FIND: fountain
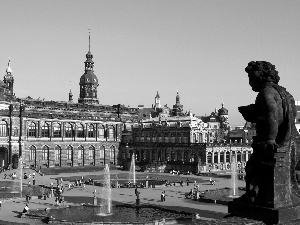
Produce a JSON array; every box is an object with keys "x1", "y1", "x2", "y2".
[
  {"x1": 229, "y1": 155, "x2": 239, "y2": 198},
  {"x1": 27, "y1": 162, "x2": 195, "y2": 224},
  {"x1": 129, "y1": 153, "x2": 136, "y2": 185},
  {"x1": 98, "y1": 163, "x2": 112, "y2": 215}
]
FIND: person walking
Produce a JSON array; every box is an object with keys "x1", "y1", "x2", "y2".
[
  {"x1": 23, "y1": 203, "x2": 29, "y2": 214},
  {"x1": 161, "y1": 191, "x2": 165, "y2": 202}
]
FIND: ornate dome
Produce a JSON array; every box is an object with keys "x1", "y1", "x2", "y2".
[
  {"x1": 80, "y1": 71, "x2": 98, "y2": 85},
  {"x1": 218, "y1": 103, "x2": 228, "y2": 115}
]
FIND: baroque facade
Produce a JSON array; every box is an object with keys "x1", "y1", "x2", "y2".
[
  {"x1": 0, "y1": 35, "x2": 138, "y2": 169},
  {"x1": 121, "y1": 112, "x2": 207, "y2": 172},
  {"x1": 120, "y1": 93, "x2": 252, "y2": 172}
]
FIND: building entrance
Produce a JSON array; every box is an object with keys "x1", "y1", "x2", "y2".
[
  {"x1": 12, "y1": 154, "x2": 19, "y2": 169},
  {"x1": 0, "y1": 147, "x2": 8, "y2": 169}
]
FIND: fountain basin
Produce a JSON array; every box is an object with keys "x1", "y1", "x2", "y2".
[
  {"x1": 28, "y1": 204, "x2": 193, "y2": 224},
  {"x1": 185, "y1": 187, "x2": 245, "y2": 206},
  {"x1": 0, "y1": 181, "x2": 47, "y2": 199}
]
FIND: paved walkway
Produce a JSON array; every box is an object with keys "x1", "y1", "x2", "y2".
[{"x1": 0, "y1": 169, "x2": 245, "y2": 224}]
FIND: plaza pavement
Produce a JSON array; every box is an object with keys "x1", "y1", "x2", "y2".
[{"x1": 0, "y1": 169, "x2": 245, "y2": 225}]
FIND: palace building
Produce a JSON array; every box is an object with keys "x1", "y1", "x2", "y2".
[
  {"x1": 0, "y1": 34, "x2": 138, "y2": 169},
  {"x1": 120, "y1": 93, "x2": 253, "y2": 173}
]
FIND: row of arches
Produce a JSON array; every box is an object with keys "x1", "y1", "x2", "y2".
[
  {"x1": 27, "y1": 121, "x2": 117, "y2": 139},
  {"x1": 134, "y1": 132, "x2": 205, "y2": 144},
  {"x1": 23, "y1": 144, "x2": 117, "y2": 167},
  {"x1": 206, "y1": 151, "x2": 252, "y2": 164},
  {"x1": 124, "y1": 148, "x2": 201, "y2": 164}
]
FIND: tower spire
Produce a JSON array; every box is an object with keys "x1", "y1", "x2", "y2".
[
  {"x1": 6, "y1": 58, "x2": 12, "y2": 74},
  {"x1": 88, "y1": 28, "x2": 91, "y2": 52}
]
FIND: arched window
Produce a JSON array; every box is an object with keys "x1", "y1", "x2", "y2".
[
  {"x1": 213, "y1": 152, "x2": 218, "y2": 163},
  {"x1": 54, "y1": 146, "x2": 61, "y2": 162},
  {"x1": 28, "y1": 122, "x2": 36, "y2": 137},
  {"x1": 108, "y1": 127, "x2": 114, "y2": 139},
  {"x1": 110, "y1": 146, "x2": 115, "y2": 163},
  {"x1": 88, "y1": 124, "x2": 95, "y2": 138},
  {"x1": 42, "y1": 146, "x2": 49, "y2": 160},
  {"x1": 78, "y1": 145, "x2": 84, "y2": 160},
  {"x1": 0, "y1": 121, "x2": 7, "y2": 137},
  {"x1": 41, "y1": 123, "x2": 50, "y2": 137},
  {"x1": 226, "y1": 151, "x2": 230, "y2": 162},
  {"x1": 29, "y1": 145, "x2": 36, "y2": 161},
  {"x1": 98, "y1": 125, "x2": 105, "y2": 139},
  {"x1": 77, "y1": 124, "x2": 84, "y2": 138},
  {"x1": 237, "y1": 151, "x2": 242, "y2": 162},
  {"x1": 220, "y1": 152, "x2": 224, "y2": 163},
  {"x1": 207, "y1": 152, "x2": 212, "y2": 164},
  {"x1": 65, "y1": 123, "x2": 73, "y2": 138},
  {"x1": 53, "y1": 123, "x2": 61, "y2": 138},
  {"x1": 100, "y1": 145, "x2": 105, "y2": 159},
  {"x1": 89, "y1": 146, "x2": 95, "y2": 161},
  {"x1": 67, "y1": 146, "x2": 73, "y2": 160},
  {"x1": 231, "y1": 151, "x2": 236, "y2": 162}
]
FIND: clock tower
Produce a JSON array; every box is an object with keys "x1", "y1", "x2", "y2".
[{"x1": 78, "y1": 31, "x2": 99, "y2": 104}]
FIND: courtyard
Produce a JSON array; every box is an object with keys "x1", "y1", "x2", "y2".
[{"x1": 0, "y1": 167, "x2": 255, "y2": 225}]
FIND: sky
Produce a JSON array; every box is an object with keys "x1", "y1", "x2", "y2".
[{"x1": 1, "y1": 0, "x2": 300, "y2": 126}]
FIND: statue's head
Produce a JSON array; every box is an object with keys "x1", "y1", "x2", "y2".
[{"x1": 245, "y1": 61, "x2": 280, "y2": 92}]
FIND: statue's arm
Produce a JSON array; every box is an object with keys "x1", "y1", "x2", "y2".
[{"x1": 255, "y1": 88, "x2": 279, "y2": 143}]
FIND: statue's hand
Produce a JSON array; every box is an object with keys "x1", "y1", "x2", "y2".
[{"x1": 238, "y1": 104, "x2": 256, "y2": 122}]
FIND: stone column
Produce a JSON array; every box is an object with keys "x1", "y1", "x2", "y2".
[
  {"x1": 211, "y1": 151, "x2": 214, "y2": 164},
  {"x1": 217, "y1": 152, "x2": 220, "y2": 164}
]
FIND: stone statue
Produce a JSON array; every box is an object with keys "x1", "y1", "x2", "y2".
[{"x1": 229, "y1": 61, "x2": 300, "y2": 224}]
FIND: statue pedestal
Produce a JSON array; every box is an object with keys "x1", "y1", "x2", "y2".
[
  {"x1": 229, "y1": 200, "x2": 300, "y2": 224},
  {"x1": 229, "y1": 149, "x2": 300, "y2": 224}
]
